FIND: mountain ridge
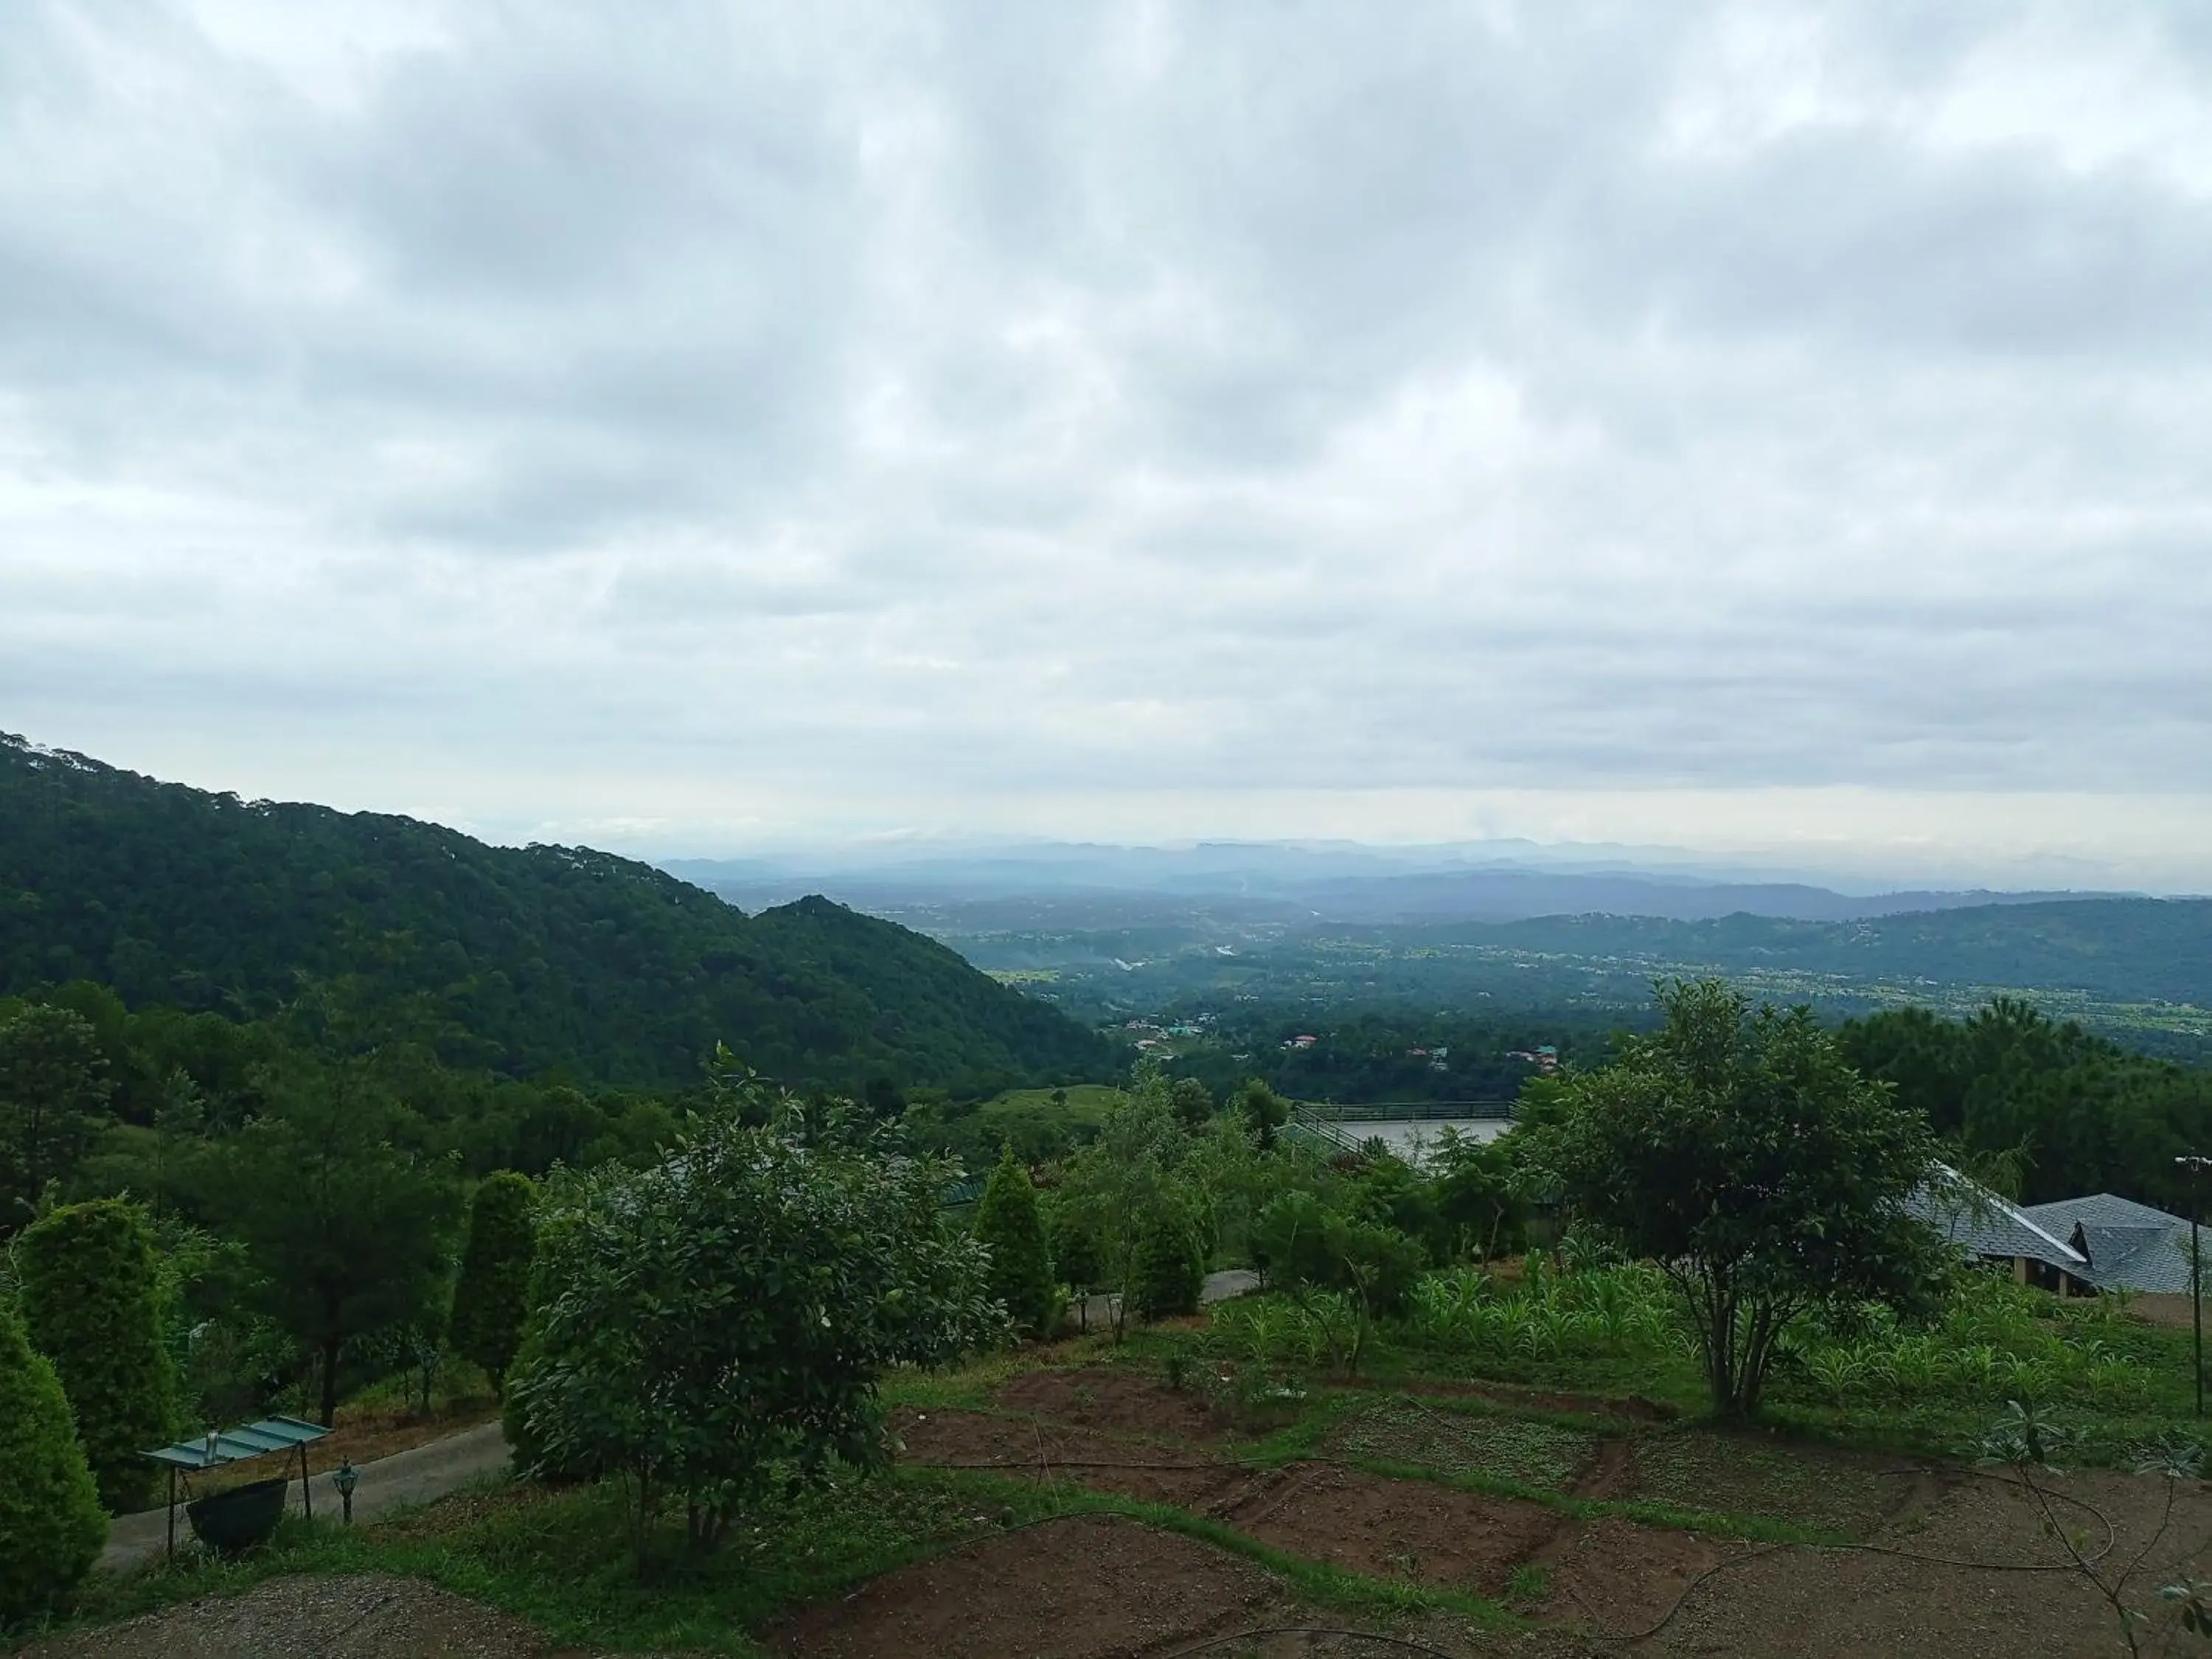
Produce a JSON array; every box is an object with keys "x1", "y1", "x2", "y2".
[{"x1": 0, "y1": 732, "x2": 1109, "y2": 1091}]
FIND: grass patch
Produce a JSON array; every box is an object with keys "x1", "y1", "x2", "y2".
[
  {"x1": 1504, "y1": 1562, "x2": 1551, "y2": 1607},
  {"x1": 1332, "y1": 1397, "x2": 1598, "y2": 1490},
  {"x1": 975, "y1": 1083, "x2": 1127, "y2": 1124},
  {"x1": 1629, "y1": 1430, "x2": 1900, "y2": 1540}
]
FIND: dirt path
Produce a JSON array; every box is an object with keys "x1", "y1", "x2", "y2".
[{"x1": 99, "y1": 1423, "x2": 511, "y2": 1574}]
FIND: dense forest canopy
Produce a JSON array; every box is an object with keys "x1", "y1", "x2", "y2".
[
  {"x1": 0, "y1": 733, "x2": 1109, "y2": 1094},
  {"x1": 1839, "y1": 998, "x2": 2212, "y2": 1211}
]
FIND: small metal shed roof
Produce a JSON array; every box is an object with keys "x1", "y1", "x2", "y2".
[{"x1": 143, "y1": 1416, "x2": 330, "y2": 1471}]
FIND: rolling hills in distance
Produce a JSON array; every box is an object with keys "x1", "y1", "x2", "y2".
[
  {"x1": 667, "y1": 849, "x2": 2212, "y2": 1051},
  {"x1": 6, "y1": 724, "x2": 2206, "y2": 1092},
  {"x1": 0, "y1": 733, "x2": 1110, "y2": 1092}
]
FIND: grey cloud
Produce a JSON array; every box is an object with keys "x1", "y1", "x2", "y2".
[{"x1": 3, "y1": 0, "x2": 2211, "y2": 874}]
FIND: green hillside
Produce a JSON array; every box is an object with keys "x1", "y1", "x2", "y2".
[{"x1": 0, "y1": 734, "x2": 1110, "y2": 1091}]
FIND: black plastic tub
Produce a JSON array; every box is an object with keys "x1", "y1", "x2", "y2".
[{"x1": 186, "y1": 1475, "x2": 289, "y2": 1554}]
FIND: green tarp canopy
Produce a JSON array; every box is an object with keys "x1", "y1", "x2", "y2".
[{"x1": 144, "y1": 1415, "x2": 330, "y2": 1470}]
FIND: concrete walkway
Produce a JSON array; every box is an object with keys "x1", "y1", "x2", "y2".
[{"x1": 100, "y1": 1421, "x2": 511, "y2": 1573}]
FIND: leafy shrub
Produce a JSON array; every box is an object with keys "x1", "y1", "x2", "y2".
[
  {"x1": 507, "y1": 1103, "x2": 1000, "y2": 1559},
  {"x1": 975, "y1": 1147, "x2": 1057, "y2": 1336},
  {"x1": 0, "y1": 1295, "x2": 106, "y2": 1623},
  {"x1": 18, "y1": 1199, "x2": 174, "y2": 1512},
  {"x1": 449, "y1": 1172, "x2": 537, "y2": 1394}
]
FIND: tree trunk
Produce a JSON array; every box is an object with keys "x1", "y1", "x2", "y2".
[{"x1": 320, "y1": 1339, "x2": 341, "y2": 1427}]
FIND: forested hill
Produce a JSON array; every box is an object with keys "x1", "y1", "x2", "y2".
[{"x1": 0, "y1": 734, "x2": 1110, "y2": 1091}]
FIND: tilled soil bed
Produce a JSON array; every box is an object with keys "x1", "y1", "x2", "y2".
[
  {"x1": 893, "y1": 1404, "x2": 1254, "y2": 1509},
  {"x1": 990, "y1": 1365, "x2": 1244, "y2": 1444},
  {"x1": 1217, "y1": 1463, "x2": 1562, "y2": 1594},
  {"x1": 1644, "y1": 1467, "x2": 2212, "y2": 1658},
  {"x1": 767, "y1": 1512, "x2": 1292, "y2": 1659}
]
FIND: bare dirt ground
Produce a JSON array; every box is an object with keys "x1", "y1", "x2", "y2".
[
  {"x1": 1217, "y1": 1462, "x2": 1560, "y2": 1594},
  {"x1": 35, "y1": 1354, "x2": 2212, "y2": 1659},
  {"x1": 991, "y1": 1364, "x2": 1245, "y2": 1444},
  {"x1": 900, "y1": 1375, "x2": 1786, "y2": 1631},
  {"x1": 767, "y1": 1513, "x2": 1293, "y2": 1659},
  {"x1": 1637, "y1": 1466, "x2": 2212, "y2": 1658},
  {"x1": 916, "y1": 1366, "x2": 2212, "y2": 1655}
]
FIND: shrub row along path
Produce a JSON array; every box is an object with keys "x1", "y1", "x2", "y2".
[
  {"x1": 1069, "y1": 1267, "x2": 1259, "y2": 1333},
  {"x1": 94, "y1": 1272, "x2": 1262, "y2": 1576},
  {"x1": 97, "y1": 1422, "x2": 511, "y2": 1573}
]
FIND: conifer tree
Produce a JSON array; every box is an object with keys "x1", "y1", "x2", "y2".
[
  {"x1": 449, "y1": 1171, "x2": 538, "y2": 1394},
  {"x1": 18, "y1": 1199, "x2": 174, "y2": 1512},
  {"x1": 974, "y1": 1145, "x2": 1057, "y2": 1337},
  {"x1": 0, "y1": 1296, "x2": 105, "y2": 1622},
  {"x1": 1131, "y1": 1206, "x2": 1204, "y2": 1321}
]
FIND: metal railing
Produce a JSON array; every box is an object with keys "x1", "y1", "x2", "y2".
[{"x1": 1299, "y1": 1100, "x2": 1517, "y2": 1123}]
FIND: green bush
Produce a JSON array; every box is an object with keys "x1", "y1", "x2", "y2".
[
  {"x1": 975, "y1": 1147, "x2": 1057, "y2": 1336},
  {"x1": 500, "y1": 1316, "x2": 597, "y2": 1484},
  {"x1": 449, "y1": 1172, "x2": 537, "y2": 1394},
  {"x1": 1131, "y1": 1208, "x2": 1204, "y2": 1321},
  {"x1": 506, "y1": 1104, "x2": 998, "y2": 1559},
  {"x1": 18, "y1": 1200, "x2": 174, "y2": 1513},
  {"x1": 0, "y1": 1295, "x2": 106, "y2": 1623}
]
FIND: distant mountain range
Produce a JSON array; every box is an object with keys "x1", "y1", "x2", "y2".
[{"x1": 664, "y1": 842, "x2": 2106, "y2": 926}]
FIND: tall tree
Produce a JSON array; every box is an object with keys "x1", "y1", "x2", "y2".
[
  {"x1": 448, "y1": 1171, "x2": 538, "y2": 1394},
  {"x1": 208, "y1": 1059, "x2": 458, "y2": 1424},
  {"x1": 974, "y1": 1146, "x2": 1057, "y2": 1337},
  {"x1": 0, "y1": 1003, "x2": 113, "y2": 1228},
  {"x1": 1529, "y1": 978, "x2": 1942, "y2": 1420},
  {"x1": 1130, "y1": 1203, "x2": 1205, "y2": 1321},
  {"x1": 1052, "y1": 1067, "x2": 1192, "y2": 1340},
  {"x1": 1236, "y1": 1079, "x2": 1288, "y2": 1152},
  {"x1": 18, "y1": 1200, "x2": 175, "y2": 1512},
  {"x1": 0, "y1": 1295, "x2": 105, "y2": 1623}
]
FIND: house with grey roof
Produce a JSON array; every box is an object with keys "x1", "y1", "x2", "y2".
[
  {"x1": 2020, "y1": 1193, "x2": 2201, "y2": 1296},
  {"x1": 1905, "y1": 1166, "x2": 2095, "y2": 1295}
]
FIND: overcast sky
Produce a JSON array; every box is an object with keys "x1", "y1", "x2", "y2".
[{"x1": 4, "y1": 2, "x2": 2211, "y2": 888}]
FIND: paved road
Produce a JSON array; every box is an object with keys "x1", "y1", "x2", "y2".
[
  {"x1": 100, "y1": 1422, "x2": 511, "y2": 1573},
  {"x1": 1068, "y1": 1266, "x2": 1258, "y2": 1336}
]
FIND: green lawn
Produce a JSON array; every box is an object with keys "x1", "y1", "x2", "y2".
[{"x1": 975, "y1": 1083, "x2": 1127, "y2": 1124}]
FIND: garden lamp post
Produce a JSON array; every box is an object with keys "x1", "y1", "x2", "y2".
[
  {"x1": 332, "y1": 1458, "x2": 359, "y2": 1525},
  {"x1": 2180, "y1": 1155, "x2": 2209, "y2": 1419}
]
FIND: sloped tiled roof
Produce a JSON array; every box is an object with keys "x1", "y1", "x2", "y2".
[
  {"x1": 2025, "y1": 1194, "x2": 2199, "y2": 1294},
  {"x1": 1905, "y1": 1166, "x2": 2087, "y2": 1274},
  {"x1": 2023, "y1": 1192, "x2": 2186, "y2": 1233}
]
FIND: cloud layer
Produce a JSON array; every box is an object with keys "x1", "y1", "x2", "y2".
[{"x1": 4, "y1": 1, "x2": 2210, "y2": 883}]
